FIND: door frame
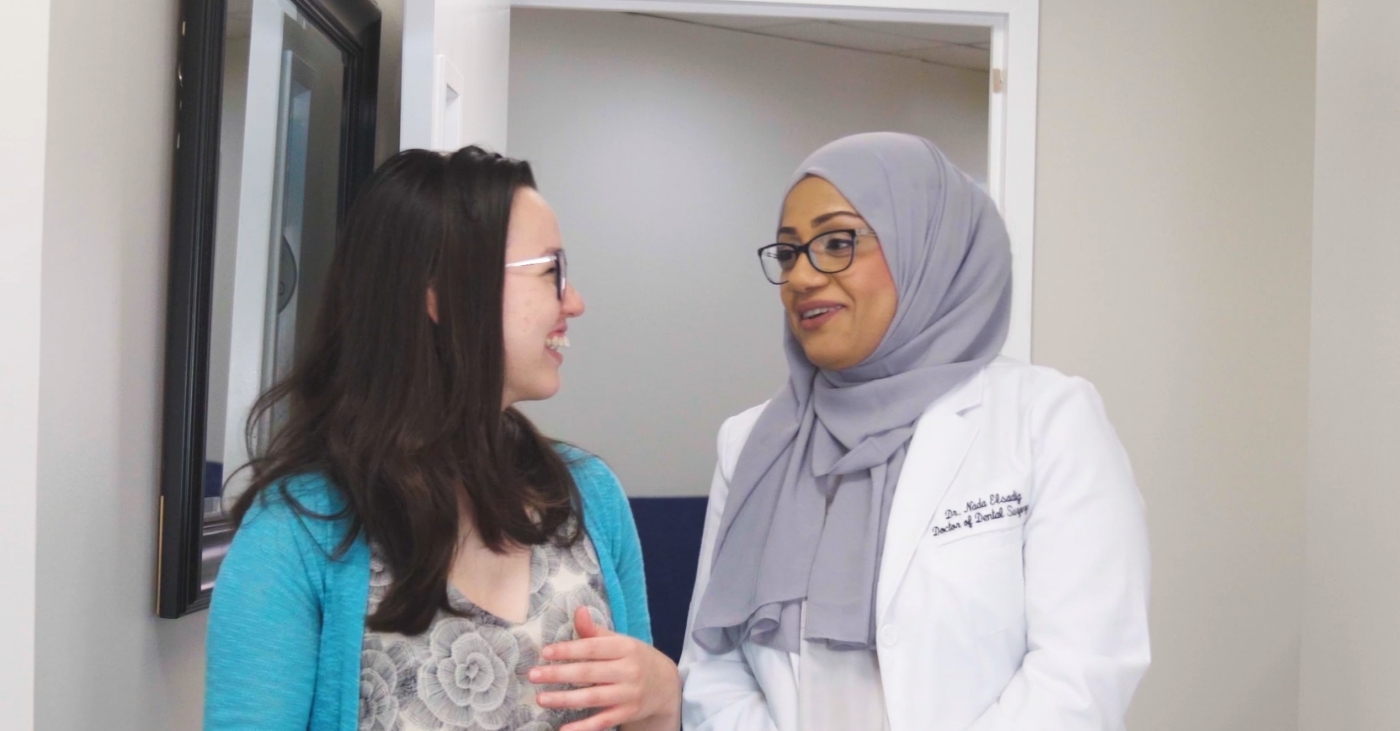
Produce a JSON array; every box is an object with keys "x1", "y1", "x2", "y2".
[{"x1": 507, "y1": 0, "x2": 1039, "y2": 360}]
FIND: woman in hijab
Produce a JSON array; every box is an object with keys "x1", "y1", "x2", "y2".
[{"x1": 679, "y1": 133, "x2": 1150, "y2": 731}]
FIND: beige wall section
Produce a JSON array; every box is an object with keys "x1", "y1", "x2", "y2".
[
  {"x1": 31, "y1": 2, "x2": 400, "y2": 730},
  {"x1": 1299, "y1": 1, "x2": 1400, "y2": 729},
  {"x1": 34, "y1": 0, "x2": 209, "y2": 728},
  {"x1": 1034, "y1": 1, "x2": 1316, "y2": 729}
]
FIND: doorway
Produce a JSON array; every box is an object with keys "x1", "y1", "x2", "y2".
[{"x1": 511, "y1": 9, "x2": 994, "y2": 500}]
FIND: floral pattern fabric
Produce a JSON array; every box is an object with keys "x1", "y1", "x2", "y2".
[{"x1": 358, "y1": 528, "x2": 614, "y2": 731}]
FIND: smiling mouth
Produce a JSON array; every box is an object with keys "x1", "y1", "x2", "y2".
[
  {"x1": 800, "y1": 305, "x2": 844, "y2": 321},
  {"x1": 545, "y1": 335, "x2": 570, "y2": 351}
]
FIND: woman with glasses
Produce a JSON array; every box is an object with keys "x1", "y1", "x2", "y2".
[
  {"x1": 679, "y1": 133, "x2": 1150, "y2": 731},
  {"x1": 205, "y1": 147, "x2": 682, "y2": 731}
]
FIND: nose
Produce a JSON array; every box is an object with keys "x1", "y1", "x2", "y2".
[
  {"x1": 561, "y1": 281, "x2": 585, "y2": 317},
  {"x1": 784, "y1": 250, "x2": 829, "y2": 293}
]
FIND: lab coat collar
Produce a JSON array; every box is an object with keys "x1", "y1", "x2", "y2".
[{"x1": 876, "y1": 366, "x2": 986, "y2": 618}]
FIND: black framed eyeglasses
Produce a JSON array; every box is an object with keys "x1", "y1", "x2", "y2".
[
  {"x1": 756, "y1": 228, "x2": 876, "y2": 284},
  {"x1": 504, "y1": 249, "x2": 568, "y2": 300}
]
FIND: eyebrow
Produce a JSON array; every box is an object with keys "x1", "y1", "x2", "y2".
[{"x1": 776, "y1": 210, "x2": 863, "y2": 236}]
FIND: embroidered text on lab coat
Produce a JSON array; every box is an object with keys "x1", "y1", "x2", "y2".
[{"x1": 931, "y1": 490, "x2": 1029, "y2": 538}]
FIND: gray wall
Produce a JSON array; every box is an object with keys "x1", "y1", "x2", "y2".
[
  {"x1": 1034, "y1": 0, "x2": 1316, "y2": 728},
  {"x1": 508, "y1": 9, "x2": 990, "y2": 497},
  {"x1": 1299, "y1": 0, "x2": 1400, "y2": 728}
]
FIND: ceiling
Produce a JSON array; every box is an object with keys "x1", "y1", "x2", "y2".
[{"x1": 636, "y1": 14, "x2": 992, "y2": 72}]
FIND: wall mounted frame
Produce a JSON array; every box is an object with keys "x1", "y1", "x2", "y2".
[{"x1": 157, "y1": 0, "x2": 381, "y2": 618}]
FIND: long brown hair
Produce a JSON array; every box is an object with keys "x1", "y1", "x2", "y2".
[{"x1": 231, "y1": 147, "x2": 582, "y2": 635}]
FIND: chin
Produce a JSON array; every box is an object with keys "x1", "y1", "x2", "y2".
[
  {"x1": 522, "y1": 384, "x2": 561, "y2": 403},
  {"x1": 504, "y1": 375, "x2": 562, "y2": 406},
  {"x1": 794, "y1": 335, "x2": 837, "y2": 370},
  {"x1": 800, "y1": 348, "x2": 839, "y2": 371},
  {"x1": 535, "y1": 373, "x2": 564, "y2": 399}
]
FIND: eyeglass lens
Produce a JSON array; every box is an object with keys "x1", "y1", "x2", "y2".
[{"x1": 759, "y1": 231, "x2": 858, "y2": 283}]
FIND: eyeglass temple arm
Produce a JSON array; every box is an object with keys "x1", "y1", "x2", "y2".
[{"x1": 504, "y1": 255, "x2": 556, "y2": 269}]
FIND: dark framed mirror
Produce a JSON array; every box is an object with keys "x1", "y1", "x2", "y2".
[{"x1": 158, "y1": 0, "x2": 380, "y2": 618}]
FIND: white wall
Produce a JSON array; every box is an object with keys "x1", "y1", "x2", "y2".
[
  {"x1": 1299, "y1": 1, "x2": 1400, "y2": 729},
  {"x1": 0, "y1": 0, "x2": 50, "y2": 724},
  {"x1": 402, "y1": 0, "x2": 511, "y2": 152},
  {"x1": 1034, "y1": 1, "x2": 1316, "y2": 729},
  {"x1": 509, "y1": 8, "x2": 989, "y2": 497}
]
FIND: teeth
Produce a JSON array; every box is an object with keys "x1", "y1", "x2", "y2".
[
  {"x1": 802, "y1": 307, "x2": 837, "y2": 320},
  {"x1": 546, "y1": 335, "x2": 570, "y2": 351}
]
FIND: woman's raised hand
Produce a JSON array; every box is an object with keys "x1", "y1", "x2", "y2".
[{"x1": 530, "y1": 606, "x2": 681, "y2": 731}]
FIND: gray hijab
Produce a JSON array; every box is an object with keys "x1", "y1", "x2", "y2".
[{"x1": 690, "y1": 132, "x2": 1013, "y2": 654}]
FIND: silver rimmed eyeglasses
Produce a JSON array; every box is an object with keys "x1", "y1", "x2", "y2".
[
  {"x1": 504, "y1": 249, "x2": 567, "y2": 300},
  {"x1": 756, "y1": 228, "x2": 876, "y2": 285}
]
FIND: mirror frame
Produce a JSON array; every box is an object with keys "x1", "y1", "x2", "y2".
[{"x1": 157, "y1": 0, "x2": 380, "y2": 618}]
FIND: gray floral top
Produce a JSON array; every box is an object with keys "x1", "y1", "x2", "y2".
[{"x1": 357, "y1": 526, "x2": 614, "y2": 731}]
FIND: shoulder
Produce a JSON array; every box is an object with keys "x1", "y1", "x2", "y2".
[
  {"x1": 241, "y1": 472, "x2": 348, "y2": 524},
  {"x1": 236, "y1": 472, "x2": 355, "y2": 558},
  {"x1": 556, "y1": 443, "x2": 628, "y2": 518},
  {"x1": 716, "y1": 401, "x2": 770, "y2": 482},
  {"x1": 977, "y1": 357, "x2": 1121, "y2": 452},
  {"x1": 979, "y1": 356, "x2": 1108, "y2": 417}
]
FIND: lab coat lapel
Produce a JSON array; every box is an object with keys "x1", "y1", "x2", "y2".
[{"x1": 876, "y1": 373, "x2": 983, "y2": 618}]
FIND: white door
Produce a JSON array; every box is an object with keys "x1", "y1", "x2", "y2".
[{"x1": 401, "y1": 0, "x2": 511, "y2": 152}]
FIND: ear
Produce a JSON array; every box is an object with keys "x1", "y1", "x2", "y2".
[{"x1": 426, "y1": 286, "x2": 439, "y2": 324}]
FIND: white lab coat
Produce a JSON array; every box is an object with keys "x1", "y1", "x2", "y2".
[{"x1": 679, "y1": 358, "x2": 1151, "y2": 731}]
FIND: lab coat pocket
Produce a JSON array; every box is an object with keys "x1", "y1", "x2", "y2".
[{"x1": 927, "y1": 527, "x2": 1026, "y2": 639}]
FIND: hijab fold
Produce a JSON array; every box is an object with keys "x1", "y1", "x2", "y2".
[{"x1": 690, "y1": 133, "x2": 1013, "y2": 654}]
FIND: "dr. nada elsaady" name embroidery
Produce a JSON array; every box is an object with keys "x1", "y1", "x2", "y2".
[{"x1": 931, "y1": 490, "x2": 1029, "y2": 538}]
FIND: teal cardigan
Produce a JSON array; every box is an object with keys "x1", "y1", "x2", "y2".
[{"x1": 204, "y1": 451, "x2": 652, "y2": 731}]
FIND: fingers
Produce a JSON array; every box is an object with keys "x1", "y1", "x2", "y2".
[
  {"x1": 534, "y1": 683, "x2": 631, "y2": 711},
  {"x1": 573, "y1": 605, "x2": 613, "y2": 639},
  {"x1": 530, "y1": 640, "x2": 679, "y2": 731},
  {"x1": 542, "y1": 635, "x2": 632, "y2": 662},
  {"x1": 559, "y1": 706, "x2": 635, "y2": 731},
  {"x1": 529, "y1": 658, "x2": 638, "y2": 687}
]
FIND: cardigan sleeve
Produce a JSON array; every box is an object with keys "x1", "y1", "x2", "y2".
[
  {"x1": 566, "y1": 448, "x2": 654, "y2": 646},
  {"x1": 604, "y1": 463, "x2": 653, "y2": 646},
  {"x1": 204, "y1": 490, "x2": 327, "y2": 731}
]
